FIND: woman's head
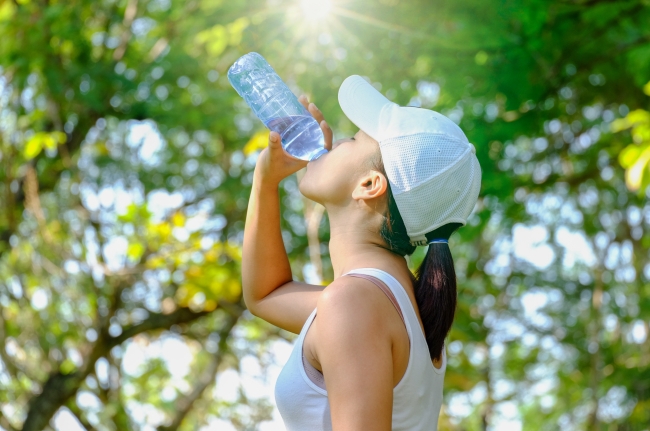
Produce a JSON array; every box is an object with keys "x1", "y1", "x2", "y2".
[{"x1": 335, "y1": 76, "x2": 481, "y2": 248}]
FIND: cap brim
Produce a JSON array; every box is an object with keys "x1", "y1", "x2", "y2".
[{"x1": 338, "y1": 75, "x2": 393, "y2": 141}]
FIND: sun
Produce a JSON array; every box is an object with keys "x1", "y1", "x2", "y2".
[{"x1": 299, "y1": 0, "x2": 332, "y2": 22}]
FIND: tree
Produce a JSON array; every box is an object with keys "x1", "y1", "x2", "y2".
[{"x1": 1, "y1": 0, "x2": 649, "y2": 430}]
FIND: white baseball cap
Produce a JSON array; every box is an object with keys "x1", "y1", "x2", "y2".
[{"x1": 338, "y1": 75, "x2": 482, "y2": 247}]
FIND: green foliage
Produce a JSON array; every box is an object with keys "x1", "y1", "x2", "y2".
[
  {"x1": 1, "y1": 0, "x2": 649, "y2": 430},
  {"x1": 612, "y1": 107, "x2": 650, "y2": 195}
]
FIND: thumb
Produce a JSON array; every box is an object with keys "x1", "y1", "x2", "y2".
[{"x1": 268, "y1": 131, "x2": 282, "y2": 149}]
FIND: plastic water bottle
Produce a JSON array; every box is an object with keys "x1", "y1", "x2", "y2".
[{"x1": 227, "y1": 52, "x2": 328, "y2": 162}]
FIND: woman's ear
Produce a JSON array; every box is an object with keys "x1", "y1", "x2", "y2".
[{"x1": 351, "y1": 171, "x2": 388, "y2": 201}]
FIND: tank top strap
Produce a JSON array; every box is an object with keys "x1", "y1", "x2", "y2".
[
  {"x1": 299, "y1": 307, "x2": 318, "y2": 340},
  {"x1": 343, "y1": 268, "x2": 415, "y2": 318},
  {"x1": 342, "y1": 268, "x2": 424, "y2": 345},
  {"x1": 344, "y1": 273, "x2": 405, "y2": 326}
]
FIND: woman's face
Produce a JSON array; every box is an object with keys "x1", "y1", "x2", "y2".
[{"x1": 298, "y1": 129, "x2": 381, "y2": 206}]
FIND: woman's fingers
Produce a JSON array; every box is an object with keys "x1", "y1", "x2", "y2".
[
  {"x1": 299, "y1": 95, "x2": 325, "y2": 123},
  {"x1": 298, "y1": 94, "x2": 310, "y2": 111},
  {"x1": 299, "y1": 95, "x2": 332, "y2": 150},
  {"x1": 320, "y1": 120, "x2": 333, "y2": 150},
  {"x1": 308, "y1": 103, "x2": 325, "y2": 124}
]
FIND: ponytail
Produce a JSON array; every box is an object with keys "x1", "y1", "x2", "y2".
[
  {"x1": 414, "y1": 228, "x2": 460, "y2": 360},
  {"x1": 371, "y1": 154, "x2": 461, "y2": 360}
]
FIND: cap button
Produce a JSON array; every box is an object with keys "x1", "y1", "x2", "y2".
[{"x1": 469, "y1": 143, "x2": 476, "y2": 154}]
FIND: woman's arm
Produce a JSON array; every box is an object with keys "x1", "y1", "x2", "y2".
[
  {"x1": 313, "y1": 279, "x2": 395, "y2": 430},
  {"x1": 241, "y1": 97, "x2": 333, "y2": 334}
]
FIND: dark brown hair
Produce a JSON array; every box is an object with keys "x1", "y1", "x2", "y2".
[{"x1": 371, "y1": 154, "x2": 462, "y2": 361}]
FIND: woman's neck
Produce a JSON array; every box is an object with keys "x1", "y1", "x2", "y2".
[{"x1": 326, "y1": 204, "x2": 407, "y2": 279}]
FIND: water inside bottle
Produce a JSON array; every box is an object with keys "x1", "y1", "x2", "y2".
[{"x1": 264, "y1": 115, "x2": 327, "y2": 161}]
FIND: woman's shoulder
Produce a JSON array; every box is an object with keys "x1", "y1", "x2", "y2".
[{"x1": 315, "y1": 275, "x2": 399, "y2": 333}]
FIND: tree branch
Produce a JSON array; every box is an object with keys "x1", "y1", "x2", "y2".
[
  {"x1": 21, "y1": 371, "x2": 86, "y2": 431},
  {"x1": 157, "y1": 312, "x2": 241, "y2": 431},
  {"x1": 586, "y1": 267, "x2": 604, "y2": 429},
  {"x1": 20, "y1": 300, "x2": 239, "y2": 431},
  {"x1": 113, "y1": 0, "x2": 138, "y2": 61},
  {"x1": 108, "y1": 306, "x2": 210, "y2": 347},
  {"x1": 105, "y1": 348, "x2": 135, "y2": 431}
]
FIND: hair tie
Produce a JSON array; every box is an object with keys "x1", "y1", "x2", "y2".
[{"x1": 428, "y1": 238, "x2": 448, "y2": 244}]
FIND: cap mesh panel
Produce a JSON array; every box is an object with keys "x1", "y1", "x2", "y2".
[
  {"x1": 379, "y1": 133, "x2": 469, "y2": 194},
  {"x1": 389, "y1": 150, "x2": 482, "y2": 239}
]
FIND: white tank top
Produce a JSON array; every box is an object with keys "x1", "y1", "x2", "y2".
[{"x1": 274, "y1": 267, "x2": 446, "y2": 430}]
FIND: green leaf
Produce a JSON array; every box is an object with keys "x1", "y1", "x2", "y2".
[
  {"x1": 23, "y1": 136, "x2": 43, "y2": 160},
  {"x1": 127, "y1": 242, "x2": 145, "y2": 261},
  {"x1": 196, "y1": 25, "x2": 228, "y2": 58},
  {"x1": 610, "y1": 109, "x2": 650, "y2": 133},
  {"x1": 60, "y1": 359, "x2": 77, "y2": 374},
  {"x1": 0, "y1": 1, "x2": 16, "y2": 21},
  {"x1": 623, "y1": 144, "x2": 650, "y2": 192},
  {"x1": 475, "y1": 50, "x2": 488, "y2": 65},
  {"x1": 23, "y1": 132, "x2": 66, "y2": 159},
  {"x1": 619, "y1": 144, "x2": 642, "y2": 168}
]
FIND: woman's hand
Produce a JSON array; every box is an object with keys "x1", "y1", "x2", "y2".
[
  {"x1": 254, "y1": 95, "x2": 333, "y2": 188},
  {"x1": 298, "y1": 94, "x2": 333, "y2": 152}
]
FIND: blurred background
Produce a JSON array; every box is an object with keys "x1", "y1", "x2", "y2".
[{"x1": 1, "y1": 0, "x2": 649, "y2": 430}]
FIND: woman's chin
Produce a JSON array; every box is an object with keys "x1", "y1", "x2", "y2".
[
  {"x1": 297, "y1": 178, "x2": 323, "y2": 205},
  {"x1": 298, "y1": 185, "x2": 320, "y2": 204}
]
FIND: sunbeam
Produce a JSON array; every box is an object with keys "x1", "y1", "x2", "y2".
[{"x1": 300, "y1": 0, "x2": 333, "y2": 22}]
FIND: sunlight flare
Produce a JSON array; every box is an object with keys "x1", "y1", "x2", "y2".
[{"x1": 299, "y1": 0, "x2": 332, "y2": 22}]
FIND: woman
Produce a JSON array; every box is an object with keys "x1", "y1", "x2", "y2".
[{"x1": 241, "y1": 75, "x2": 481, "y2": 430}]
